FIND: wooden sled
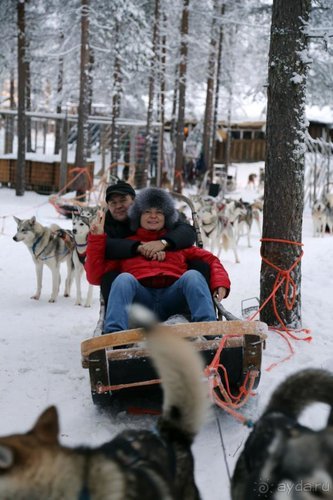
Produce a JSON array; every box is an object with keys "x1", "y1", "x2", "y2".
[
  {"x1": 81, "y1": 318, "x2": 267, "y2": 411},
  {"x1": 81, "y1": 191, "x2": 267, "y2": 413}
]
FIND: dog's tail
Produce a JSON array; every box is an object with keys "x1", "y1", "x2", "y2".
[
  {"x1": 128, "y1": 304, "x2": 209, "y2": 441},
  {"x1": 264, "y1": 368, "x2": 333, "y2": 424}
]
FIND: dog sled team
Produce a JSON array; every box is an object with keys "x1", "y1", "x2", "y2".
[
  {"x1": 185, "y1": 193, "x2": 263, "y2": 264},
  {"x1": 6, "y1": 181, "x2": 333, "y2": 499}
]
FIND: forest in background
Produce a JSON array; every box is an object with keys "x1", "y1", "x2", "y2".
[
  {"x1": 0, "y1": 0, "x2": 332, "y2": 353},
  {"x1": 0, "y1": 0, "x2": 332, "y2": 121}
]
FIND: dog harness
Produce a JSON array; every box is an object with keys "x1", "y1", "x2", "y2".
[
  {"x1": 32, "y1": 233, "x2": 70, "y2": 260},
  {"x1": 77, "y1": 429, "x2": 176, "y2": 499}
]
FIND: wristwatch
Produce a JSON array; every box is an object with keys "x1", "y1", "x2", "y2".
[{"x1": 160, "y1": 239, "x2": 168, "y2": 248}]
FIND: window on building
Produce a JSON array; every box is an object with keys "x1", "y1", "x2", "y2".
[
  {"x1": 231, "y1": 130, "x2": 241, "y2": 139},
  {"x1": 254, "y1": 130, "x2": 265, "y2": 140},
  {"x1": 243, "y1": 131, "x2": 252, "y2": 140}
]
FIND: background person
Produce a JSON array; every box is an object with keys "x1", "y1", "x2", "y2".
[{"x1": 86, "y1": 188, "x2": 230, "y2": 334}]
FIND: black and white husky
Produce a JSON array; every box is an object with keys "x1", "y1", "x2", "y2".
[
  {"x1": 13, "y1": 216, "x2": 73, "y2": 303},
  {"x1": 197, "y1": 202, "x2": 241, "y2": 264},
  {"x1": 231, "y1": 369, "x2": 333, "y2": 500}
]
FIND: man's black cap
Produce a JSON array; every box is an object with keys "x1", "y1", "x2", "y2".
[{"x1": 105, "y1": 181, "x2": 136, "y2": 202}]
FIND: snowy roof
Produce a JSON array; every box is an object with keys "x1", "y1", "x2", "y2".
[{"x1": 305, "y1": 105, "x2": 333, "y2": 126}]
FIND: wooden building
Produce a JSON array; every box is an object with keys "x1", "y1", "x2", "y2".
[{"x1": 166, "y1": 117, "x2": 333, "y2": 164}]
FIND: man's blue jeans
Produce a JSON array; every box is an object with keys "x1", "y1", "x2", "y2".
[{"x1": 104, "y1": 269, "x2": 217, "y2": 333}]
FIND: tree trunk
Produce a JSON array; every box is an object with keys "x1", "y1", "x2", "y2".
[
  {"x1": 86, "y1": 46, "x2": 94, "y2": 158},
  {"x1": 225, "y1": 22, "x2": 237, "y2": 169},
  {"x1": 25, "y1": 39, "x2": 33, "y2": 153},
  {"x1": 174, "y1": 0, "x2": 190, "y2": 193},
  {"x1": 158, "y1": 11, "x2": 167, "y2": 187},
  {"x1": 260, "y1": 0, "x2": 311, "y2": 328},
  {"x1": 4, "y1": 68, "x2": 15, "y2": 154},
  {"x1": 170, "y1": 64, "x2": 178, "y2": 147},
  {"x1": 111, "y1": 22, "x2": 122, "y2": 175},
  {"x1": 203, "y1": 0, "x2": 219, "y2": 181},
  {"x1": 54, "y1": 32, "x2": 64, "y2": 155},
  {"x1": 74, "y1": 0, "x2": 90, "y2": 200},
  {"x1": 59, "y1": 115, "x2": 69, "y2": 191},
  {"x1": 16, "y1": 0, "x2": 26, "y2": 196},
  {"x1": 141, "y1": 0, "x2": 160, "y2": 189},
  {"x1": 210, "y1": 3, "x2": 225, "y2": 179}
]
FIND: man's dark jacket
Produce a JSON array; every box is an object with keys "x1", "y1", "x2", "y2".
[{"x1": 104, "y1": 211, "x2": 196, "y2": 259}]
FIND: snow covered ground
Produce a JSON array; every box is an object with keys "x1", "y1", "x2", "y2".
[{"x1": 1, "y1": 162, "x2": 333, "y2": 499}]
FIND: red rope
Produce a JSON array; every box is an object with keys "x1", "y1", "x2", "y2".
[
  {"x1": 49, "y1": 166, "x2": 95, "y2": 216},
  {"x1": 204, "y1": 334, "x2": 259, "y2": 426},
  {"x1": 248, "y1": 238, "x2": 311, "y2": 337},
  {"x1": 246, "y1": 238, "x2": 312, "y2": 371}
]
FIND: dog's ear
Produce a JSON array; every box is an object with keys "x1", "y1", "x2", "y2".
[
  {"x1": 30, "y1": 216, "x2": 36, "y2": 225},
  {"x1": 0, "y1": 445, "x2": 14, "y2": 470},
  {"x1": 31, "y1": 406, "x2": 59, "y2": 445},
  {"x1": 13, "y1": 216, "x2": 21, "y2": 225}
]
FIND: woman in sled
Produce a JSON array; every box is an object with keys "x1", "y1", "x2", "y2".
[{"x1": 85, "y1": 188, "x2": 231, "y2": 334}]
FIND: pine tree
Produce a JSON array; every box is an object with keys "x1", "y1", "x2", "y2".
[{"x1": 260, "y1": 0, "x2": 311, "y2": 328}]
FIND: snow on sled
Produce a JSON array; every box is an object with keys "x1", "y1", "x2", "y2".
[{"x1": 81, "y1": 312, "x2": 267, "y2": 412}]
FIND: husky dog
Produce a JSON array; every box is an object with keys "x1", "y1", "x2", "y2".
[
  {"x1": 197, "y1": 202, "x2": 240, "y2": 264},
  {"x1": 71, "y1": 209, "x2": 94, "y2": 307},
  {"x1": 251, "y1": 198, "x2": 263, "y2": 236},
  {"x1": 325, "y1": 192, "x2": 333, "y2": 210},
  {"x1": 247, "y1": 173, "x2": 257, "y2": 190},
  {"x1": 326, "y1": 206, "x2": 333, "y2": 235},
  {"x1": 231, "y1": 369, "x2": 333, "y2": 500},
  {"x1": 312, "y1": 201, "x2": 327, "y2": 237},
  {"x1": 13, "y1": 216, "x2": 73, "y2": 303},
  {"x1": 0, "y1": 306, "x2": 208, "y2": 500},
  {"x1": 232, "y1": 201, "x2": 254, "y2": 248},
  {"x1": 77, "y1": 205, "x2": 100, "y2": 220}
]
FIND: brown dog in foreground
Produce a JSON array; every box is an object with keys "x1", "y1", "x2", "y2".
[{"x1": 0, "y1": 305, "x2": 208, "y2": 500}]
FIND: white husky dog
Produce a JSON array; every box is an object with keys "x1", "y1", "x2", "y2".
[
  {"x1": 312, "y1": 200, "x2": 327, "y2": 237},
  {"x1": 198, "y1": 201, "x2": 241, "y2": 263},
  {"x1": 13, "y1": 216, "x2": 73, "y2": 302},
  {"x1": 71, "y1": 210, "x2": 94, "y2": 307}
]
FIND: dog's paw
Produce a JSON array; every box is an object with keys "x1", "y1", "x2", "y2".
[
  {"x1": 48, "y1": 298, "x2": 56, "y2": 303},
  {"x1": 30, "y1": 294, "x2": 40, "y2": 300},
  {"x1": 84, "y1": 303, "x2": 92, "y2": 308},
  {"x1": 75, "y1": 301, "x2": 82, "y2": 306}
]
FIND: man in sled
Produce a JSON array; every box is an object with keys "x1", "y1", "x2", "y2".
[
  {"x1": 86, "y1": 188, "x2": 230, "y2": 333},
  {"x1": 101, "y1": 181, "x2": 198, "y2": 303}
]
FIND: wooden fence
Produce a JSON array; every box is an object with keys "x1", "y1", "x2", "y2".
[
  {"x1": 215, "y1": 139, "x2": 266, "y2": 163},
  {"x1": 0, "y1": 158, "x2": 94, "y2": 194}
]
